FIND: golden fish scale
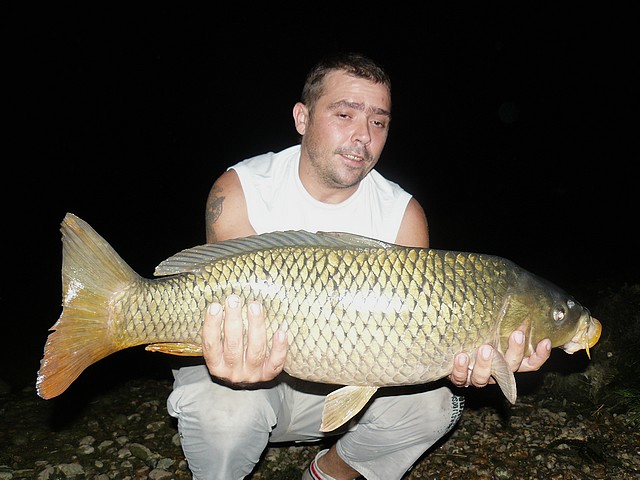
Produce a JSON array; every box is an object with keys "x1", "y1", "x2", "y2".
[{"x1": 114, "y1": 246, "x2": 512, "y2": 387}]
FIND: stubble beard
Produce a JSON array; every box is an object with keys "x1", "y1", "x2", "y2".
[{"x1": 303, "y1": 135, "x2": 375, "y2": 190}]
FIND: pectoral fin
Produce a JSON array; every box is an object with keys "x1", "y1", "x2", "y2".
[
  {"x1": 320, "y1": 385, "x2": 378, "y2": 432},
  {"x1": 491, "y1": 352, "x2": 517, "y2": 404},
  {"x1": 145, "y1": 343, "x2": 203, "y2": 356}
]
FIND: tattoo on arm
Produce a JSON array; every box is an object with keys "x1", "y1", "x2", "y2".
[{"x1": 206, "y1": 185, "x2": 224, "y2": 243}]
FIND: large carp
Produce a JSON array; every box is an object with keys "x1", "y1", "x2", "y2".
[{"x1": 37, "y1": 213, "x2": 601, "y2": 431}]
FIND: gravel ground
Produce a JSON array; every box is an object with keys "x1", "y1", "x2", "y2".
[
  {"x1": 1, "y1": 371, "x2": 638, "y2": 480},
  {"x1": 3, "y1": 285, "x2": 639, "y2": 479}
]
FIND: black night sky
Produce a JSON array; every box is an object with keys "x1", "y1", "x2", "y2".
[{"x1": 5, "y1": 4, "x2": 638, "y2": 390}]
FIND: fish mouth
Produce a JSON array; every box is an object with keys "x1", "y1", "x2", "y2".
[{"x1": 562, "y1": 315, "x2": 602, "y2": 358}]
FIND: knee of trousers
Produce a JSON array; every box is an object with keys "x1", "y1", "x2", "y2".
[
  {"x1": 352, "y1": 386, "x2": 464, "y2": 444},
  {"x1": 168, "y1": 381, "x2": 279, "y2": 451},
  {"x1": 335, "y1": 388, "x2": 465, "y2": 480}
]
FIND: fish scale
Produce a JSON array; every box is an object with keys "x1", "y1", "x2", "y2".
[
  {"x1": 37, "y1": 213, "x2": 602, "y2": 432},
  {"x1": 171, "y1": 248, "x2": 483, "y2": 386},
  {"x1": 128, "y1": 246, "x2": 505, "y2": 386}
]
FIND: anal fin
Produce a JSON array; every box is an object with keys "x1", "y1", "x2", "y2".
[
  {"x1": 145, "y1": 342, "x2": 203, "y2": 356},
  {"x1": 320, "y1": 385, "x2": 378, "y2": 432}
]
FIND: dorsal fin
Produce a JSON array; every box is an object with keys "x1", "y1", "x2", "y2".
[{"x1": 154, "y1": 230, "x2": 395, "y2": 276}]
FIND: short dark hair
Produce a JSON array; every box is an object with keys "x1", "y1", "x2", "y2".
[{"x1": 301, "y1": 52, "x2": 392, "y2": 113}]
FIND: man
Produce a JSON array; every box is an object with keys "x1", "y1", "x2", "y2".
[{"x1": 167, "y1": 52, "x2": 551, "y2": 480}]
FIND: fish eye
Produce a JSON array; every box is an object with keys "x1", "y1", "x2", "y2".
[
  {"x1": 554, "y1": 307, "x2": 566, "y2": 322},
  {"x1": 567, "y1": 299, "x2": 575, "y2": 309}
]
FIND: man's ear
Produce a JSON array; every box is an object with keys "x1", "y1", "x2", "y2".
[{"x1": 293, "y1": 102, "x2": 308, "y2": 135}]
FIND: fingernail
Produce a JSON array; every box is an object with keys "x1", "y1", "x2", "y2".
[
  {"x1": 276, "y1": 322, "x2": 288, "y2": 342},
  {"x1": 457, "y1": 353, "x2": 468, "y2": 366},
  {"x1": 227, "y1": 295, "x2": 239, "y2": 308},
  {"x1": 514, "y1": 330, "x2": 524, "y2": 345},
  {"x1": 481, "y1": 345, "x2": 493, "y2": 360},
  {"x1": 249, "y1": 302, "x2": 261, "y2": 315},
  {"x1": 544, "y1": 339, "x2": 551, "y2": 351},
  {"x1": 208, "y1": 303, "x2": 222, "y2": 315}
]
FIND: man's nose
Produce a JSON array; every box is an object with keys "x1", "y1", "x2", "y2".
[{"x1": 351, "y1": 119, "x2": 371, "y2": 145}]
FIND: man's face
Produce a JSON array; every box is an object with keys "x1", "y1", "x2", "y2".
[{"x1": 296, "y1": 71, "x2": 391, "y2": 190}]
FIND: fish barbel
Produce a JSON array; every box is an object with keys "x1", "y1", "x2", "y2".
[{"x1": 37, "y1": 213, "x2": 601, "y2": 431}]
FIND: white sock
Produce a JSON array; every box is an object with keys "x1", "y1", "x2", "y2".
[{"x1": 304, "y1": 449, "x2": 336, "y2": 480}]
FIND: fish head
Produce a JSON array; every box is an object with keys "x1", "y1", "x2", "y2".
[{"x1": 500, "y1": 272, "x2": 602, "y2": 357}]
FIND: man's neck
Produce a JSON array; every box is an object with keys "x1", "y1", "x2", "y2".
[{"x1": 298, "y1": 164, "x2": 360, "y2": 205}]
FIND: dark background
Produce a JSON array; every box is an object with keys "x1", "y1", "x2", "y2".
[{"x1": 5, "y1": 4, "x2": 637, "y2": 391}]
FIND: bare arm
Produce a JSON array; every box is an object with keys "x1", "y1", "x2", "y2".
[
  {"x1": 201, "y1": 169, "x2": 289, "y2": 384},
  {"x1": 395, "y1": 198, "x2": 430, "y2": 248},
  {"x1": 205, "y1": 169, "x2": 255, "y2": 242}
]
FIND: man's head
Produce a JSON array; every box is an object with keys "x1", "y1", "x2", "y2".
[
  {"x1": 300, "y1": 52, "x2": 392, "y2": 116},
  {"x1": 294, "y1": 53, "x2": 393, "y2": 201}
]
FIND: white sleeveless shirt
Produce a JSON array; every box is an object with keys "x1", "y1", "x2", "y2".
[{"x1": 229, "y1": 145, "x2": 412, "y2": 242}]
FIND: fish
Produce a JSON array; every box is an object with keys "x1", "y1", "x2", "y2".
[{"x1": 37, "y1": 213, "x2": 602, "y2": 432}]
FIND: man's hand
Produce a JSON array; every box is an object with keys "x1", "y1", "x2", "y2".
[
  {"x1": 201, "y1": 295, "x2": 289, "y2": 384},
  {"x1": 449, "y1": 322, "x2": 552, "y2": 388}
]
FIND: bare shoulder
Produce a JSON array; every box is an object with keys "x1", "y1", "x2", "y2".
[
  {"x1": 206, "y1": 169, "x2": 255, "y2": 242},
  {"x1": 395, "y1": 198, "x2": 429, "y2": 248}
]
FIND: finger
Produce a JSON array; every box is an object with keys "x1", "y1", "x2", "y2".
[
  {"x1": 449, "y1": 352, "x2": 470, "y2": 387},
  {"x1": 202, "y1": 302, "x2": 224, "y2": 372},
  {"x1": 263, "y1": 323, "x2": 289, "y2": 379},
  {"x1": 222, "y1": 295, "x2": 245, "y2": 366},
  {"x1": 503, "y1": 329, "x2": 526, "y2": 372},
  {"x1": 450, "y1": 346, "x2": 498, "y2": 388},
  {"x1": 469, "y1": 345, "x2": 494, "y2": 387},
  {"x1": 518, "y1": 338, "x2": 551, "y2": 372},
  {"x1": 244, "y1": 301, "x2": 268, "y2": 370}
]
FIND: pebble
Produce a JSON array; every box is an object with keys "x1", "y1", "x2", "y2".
[{"x1": 1, "y1": 365, "x2": 639, "y2": 479}]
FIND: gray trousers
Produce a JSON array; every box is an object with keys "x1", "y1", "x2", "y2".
[{"x1": 167, "y1": 365, "x2": 464, "y2": 480}]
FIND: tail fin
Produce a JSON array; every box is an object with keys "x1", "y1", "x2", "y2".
[{"x1": 36, "y1": 213, "x2": 140, "y2": 399}]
